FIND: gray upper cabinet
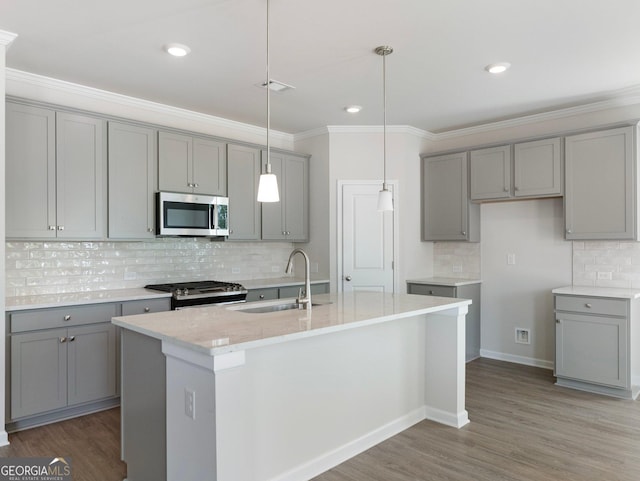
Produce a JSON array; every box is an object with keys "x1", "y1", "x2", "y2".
[
  {"x1": 158, "y1": 131, "x2": 226, "y2": 195},
  {"x1": 422, "y1": 152, "x2": 479, "y2": 242},
  {"x1": 470, "y1": 145, "x2": 512, "y2": 201},
  {"x1": 227, "y1": 143, "x2": 262, "y2": 240},
  {"x1": 6, "y1": 102, "x2": 106, "y2": 240},
  {"x1": 108, "y1": 122, "x2": 157, "y2": 239},
  {"x1": 261, "y1": 152, "x2": 309, "y2": 241},
  {"x1": 513, "y1": 137, "x2": 563, "y2": 198},
  {"x1": 565, "y1": 125, "x2": 639, "y2": 240}
]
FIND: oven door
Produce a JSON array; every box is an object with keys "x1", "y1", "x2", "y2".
[{"x1": 158, "y1": 192, "x2": 216, "y2": 236}]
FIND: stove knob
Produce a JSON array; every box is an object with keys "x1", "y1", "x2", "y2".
[
  {"x1": 184, "y1": 288, "x2": 189, "y2": 296},
  {"x1": 175, "y1": 289, "x2": 182, "y2": 297}
]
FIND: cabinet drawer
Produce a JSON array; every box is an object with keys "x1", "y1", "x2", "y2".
[
  {"x1": 121, "y1": 298, "x2": 171, "y2": 316},
  {"x1": 407, "y1": 284, "x2": 456, "y2": 298},
  {"x1": 10, "y1": 303, "x2": 118, "y2": 333},
  {"x1": 246, "y1": 288, "x2": 279, "y2": 302},
  {"x1": 555, "y1": 295, "x2": 627, "y2": 317}
]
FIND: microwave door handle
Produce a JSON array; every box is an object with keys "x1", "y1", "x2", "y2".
[{"x1": 211, "y1": 204, "x2": 217, "y2": 232}]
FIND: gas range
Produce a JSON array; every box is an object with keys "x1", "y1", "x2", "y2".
[{"x1": 145, "y1": 280, "x2": 247, "y2": 310}]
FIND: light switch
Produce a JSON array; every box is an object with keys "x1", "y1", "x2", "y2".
[{"x1": 507, "y1": 253, "x2": 516, "y2": 265}]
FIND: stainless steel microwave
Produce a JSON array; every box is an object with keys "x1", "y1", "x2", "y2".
[{"x1": 157, "y1": 192, "x2": 229, "y2": 237}]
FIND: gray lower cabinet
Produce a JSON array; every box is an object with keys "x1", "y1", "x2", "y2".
[
  {"x1": 407, "y1": 280, "x2": 481, "y2": 362},
  {"x1": 227, "y1": 143, "x2": 262, "y2": 240},
  {"x1": 6, "y1": 102, "x2": 107, "y2": 240},
  {"x1": 9, "y1": 303, "x2": 118, "y2": 420},
  {"x1": 554, "y1": 294, "x2": 639, "y2": 399},
  {"x1": 6, "y1": 297, "x2": 170, "y2": 431},
  {"x1": 421, "y1": 152, "x2": 480, "y2": 242},
  {"x1": 564, "y1": 125, "x2": 639, "y2": 240},
  {"x1": 108, "y1": 121, "x2": 157, "y2": 239},
  {"x1": 158, "y1": 131, "x2": 227, "y2": 196},
  {"x1": 246, "y1": 282, "x2": 330, "y2": 302},
  {"x1": 261, "y1": 152, "x2": 310, "y2": 241}
]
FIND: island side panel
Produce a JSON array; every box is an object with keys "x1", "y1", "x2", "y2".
[
  {"x1": 423, "y1": 305, "x2": 469, "y2": 428},
  {"x1": 121, "y1": 329, "x2": 167, "y2": 481},
  {"x1": 214, "y1": 315, "x2": 429, "y2": 481}
]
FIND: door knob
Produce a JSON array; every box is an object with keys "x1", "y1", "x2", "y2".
[{"x1": 345, "y1": 275, "x2": 352, "y2": 281}]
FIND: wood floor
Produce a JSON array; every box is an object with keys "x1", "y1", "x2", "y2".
[{"x1": 1, "y1": 358, "x2": 639, "y2": 481}]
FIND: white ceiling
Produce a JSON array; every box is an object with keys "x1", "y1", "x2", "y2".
[{"x1": 3, "y1": 0, "x2": 640, "y2": 134}]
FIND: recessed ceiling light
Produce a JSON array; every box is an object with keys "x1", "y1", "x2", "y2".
[
  {"x1": 164, "y1": 43, "x2": 191, "y2": 57},
  {"x1": 485, "y1": 62, "x2": 511, "y2": 74},
  {"x1": 345, "y1": 105, "x2": 362, "y2": 113}
]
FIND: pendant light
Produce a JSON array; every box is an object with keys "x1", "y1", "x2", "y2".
[
  {"x1": 257, "y1": 0, "x2": 280, "y2": 202},
  {"x1": 375, "y1": 45, "x2": 394, "y2": 212}
]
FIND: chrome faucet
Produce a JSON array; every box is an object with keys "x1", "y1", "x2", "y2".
[{"x1": 285, "y1": 248, "x2": 312, "y2": 310}]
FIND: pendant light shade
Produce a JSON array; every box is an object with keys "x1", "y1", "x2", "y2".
[
  {"x1": 375, "y1": 45, "x2": 394, "y2": 212},
  {"x1": 257, "y1": 0, "x2": 280, "y2": 203}
]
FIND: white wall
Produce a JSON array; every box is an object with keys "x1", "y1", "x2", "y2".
[
  {"x1": 480, "y1": 199, "x2": 571, "y2": 367},
  {"x1": 298, "y1": 129, "x2": 434, "y2": 293}
]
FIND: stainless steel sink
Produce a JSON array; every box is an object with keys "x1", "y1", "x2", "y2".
[{"x1": 229, "y1": 299, "x2": 332, "y2": 314}]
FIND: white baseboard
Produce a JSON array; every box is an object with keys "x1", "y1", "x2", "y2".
[
  {"x1": 0, "y1": 429, "x2": 9, "y2": 447},
  {"x1": 424, "y1": 406, "x2": 469, "y2": 428},
  {"x1": 480, "y1": 349, "x2": 554, "y2": 370},
  {"x1": 270, "y1": 406, "x2": 427, "y2": 481}
]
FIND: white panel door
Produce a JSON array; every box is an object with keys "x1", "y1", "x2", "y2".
[{"x1": 341, "y1": 183, "x2": 394, "y2": 293}]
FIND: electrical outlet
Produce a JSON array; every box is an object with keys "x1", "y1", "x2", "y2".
[
  {"x1": 231, "y1": 267, "x2": 241, "y2": 275},
  {"x1": 185, "y1": 388, "x2": 195, "y2": 420},
  {"x1": 515, "y1": 328, "x2": 530, "y2": 345},
  {"x1": 597, "y1": 271, "x2": 612, "y2": 280},
  {"x1": 507, "y1": 253, "x2": 516, "y2": 265},
  {"x1": 452, "y1": 265, "x2": 463, "y2": 273},
  {"x1": 311, "y1": 262, "x2": 319, "y2": 274}
]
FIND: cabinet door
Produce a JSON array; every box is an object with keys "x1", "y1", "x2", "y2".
[
  {"x1": 513, "y1": 137, "x2": 562, "y2": 198},
  {"x1": 422, "y1": 152, "x2": 478, "y2": 241},
  {"x1": 283, "y1": 154, "x2": 309, "y2": 241},
  {"x1": 246, "y1": 288, "x2": 279, "y2": 302},
  {"x1": 261, "y1": 152, "x2": 286, "y2": 239},
  {"x1": 158, "y1": 131, "x2": 192, "y2": 193},
  {"x1": 121, "y1": 298, "x2": 171, "y2": 316},
  {"x1": 6, "y1": 102, "x2": 57, "y2": 238},
  {"x1": 193, "y1": 137, "x2": 227, "y2": 195},
  {"x1": 470, "y1": 145, "x2": 511, "y2": 200},
  {"x1": 555, "y1": 313, "x2": 628, "y2": 388},
  {"x1": 56, "y1": 112, "x2": 106, "y2": 239},
  {"x1": 108, "y1": 122, "x2": 157, "y2": 239},
  {"x1": 565, "y1": 126, "x2": 636, "y2": 240},
  {"x1": 67, "y1": 323, "x2": 117, "y2": 406},
  {"x1": 11, "y1": 329, "x2": 68, "y2": 419},
  {"x1": 227, "y1": 144, "x2": 262, "y2": 240}
]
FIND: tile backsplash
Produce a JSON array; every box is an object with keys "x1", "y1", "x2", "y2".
[
  {"x1": 6, "y1": 239, "x2": 296, "y2": 297},
  {"x1": 433, "y1": 242, "x2": 481, "y2": 279},
  {"x1": 572, "y1": 241, "x2": 640, "y2": 288}
]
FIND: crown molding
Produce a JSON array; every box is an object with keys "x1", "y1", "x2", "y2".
[
  {"x1": 5, "y1": 68, "x2": 293, "y2": 143},
  {"x1": 294, "y1": 124, "x2": 436, "y2": 142},
  {"x1": 434, "y1": 85, "x2": 640, "y2": 140},
  {"x1": 0, "y1": 30, "x2": 18, "y2": 48}
]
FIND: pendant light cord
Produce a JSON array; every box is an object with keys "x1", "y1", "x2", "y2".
[
  {"x1": 266, "y1": 0, "x2": 271, "y2": 172},
  {"x1": 382, "y1": 50, "x2": 387, "y2": 191}
]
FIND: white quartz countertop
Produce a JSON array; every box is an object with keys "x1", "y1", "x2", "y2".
[
  {"x1": 5, "y1": 288, "x2": 172, "y2": 311},
  {"x1": 552, "y1": 286, "x2": 640, "y2": 299},
  {"x1": 112, "y1": 292, "x2": 471, "y2": 356},
  {"x1": 406, "y1": 277, "x2": 482, "y2": 287}
]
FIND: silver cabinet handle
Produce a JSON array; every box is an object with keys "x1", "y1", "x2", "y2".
[
  {"x1": 259, "y1": 294, "x2": 265, "y2": 299},
  {"x1": 144, "y1": 307, "x2": 151, "y2": 312},
  {"x1": 194, "y1": 183, "x2": 199, "y2": 188},
  {"x1": 556, "y1": 319, "x2": 561, "y2": 324},
  {"x1": 503, "y1": 188, "x2": 509, "y2": 192},
  {"x1": 60, "y1": 337, "x2": 67, "y2": 343},
  {"x1": 229, "y1": 229, "x2": 234, "y2": 234},
  {"x1": 64, "y1": 315, "x2": 71, "y2": 321},
  {"x1": 567, "y1": 229, "x2": 573, "y2": 234},
  {"x1": 345, "y1": 275, "x2": 352, "y2": 281},
  {"x1": 68, "y1": 336, "x2": 76, "y2": 342},
  {"x1": 147, "y1": 227, "x2": 154, "y2": 233},
  {"x1": 48, "y1": 225, "x2": 56, "y2": 231},
  {"x1": 429, "y1": 290, "x2": 434, "y2": 295},
  {"x1": 585, "y1": 303, "x2": 592, "y2": 308},
  {"x1": 58, "y1": 226, "x2": 64, "y2": 231},
  {"x1": 461, "y1": 231, "x2": 466, "y2": 236},
  {"x1": 514, "y1": 186, "x2": 520, "y2": 191}
]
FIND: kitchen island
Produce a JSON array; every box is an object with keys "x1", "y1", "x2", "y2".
[{"x1": 112, "y1": 291, "x2": 470, "y2": 481}]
